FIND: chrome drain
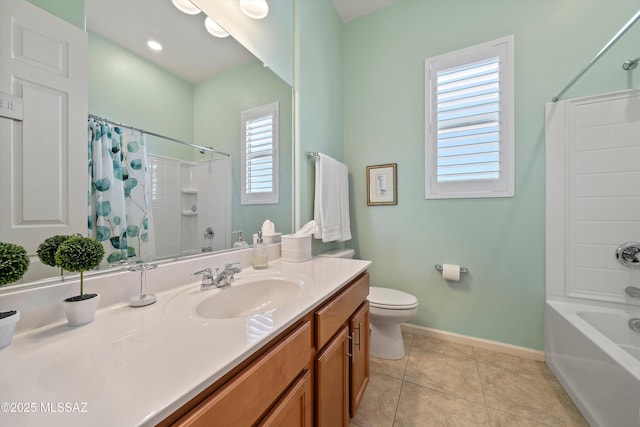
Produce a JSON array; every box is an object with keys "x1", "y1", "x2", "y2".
[{"x1": 629, "y1": 318, "x2": 640, "y2": 333}]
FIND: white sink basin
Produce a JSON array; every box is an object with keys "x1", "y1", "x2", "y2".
[
  {"x1": 196, "y1": 277, "x2": 302, "y2": 319},
  {"x1": 164, "y1": 274, "x2": 305, "y2": 321}
]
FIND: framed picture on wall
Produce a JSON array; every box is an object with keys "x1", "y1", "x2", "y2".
[{"x1": 366, "y1": 163, "x2": 397, "y2": 206}]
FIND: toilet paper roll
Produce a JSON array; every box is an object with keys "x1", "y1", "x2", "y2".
[{"x1": 442, "y1": 264, "x2": 461, "y2": 281}]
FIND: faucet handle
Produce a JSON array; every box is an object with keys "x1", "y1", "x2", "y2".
[
  {"x1": 193, "y1": 268, "x2": 213, "y2": 278},
  {"x1": 224, "y1": 262, "x2": 242, "y2": 273}
]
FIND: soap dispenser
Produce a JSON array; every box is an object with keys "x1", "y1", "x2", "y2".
[
  {"x1": 252, "y1": 231, "x2": 268, "y2": 269},
  {"x1": 233, "y1": 230, "x2": 249, "y2": 248}
]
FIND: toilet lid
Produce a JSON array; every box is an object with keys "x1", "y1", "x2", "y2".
[{"x1": 368, "y1": 287, "x2": 418, "y2": 309}]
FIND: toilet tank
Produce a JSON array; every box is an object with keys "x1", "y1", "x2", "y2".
[{"x1": 317, "y1": 248, "x2": 355, "y2": 259}]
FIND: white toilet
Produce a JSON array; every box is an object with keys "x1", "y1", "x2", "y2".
[{"x1": 318, "y1": 249, "x2": 419, "y2": 360}]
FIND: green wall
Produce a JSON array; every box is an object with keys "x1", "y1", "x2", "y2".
[
  {"x1": 342, "y1": 0, "x2": 640, "y2": 350},
  {"x1": 294, "y1": 0, "x2": 346, "y2": 254},
  {"x1": 194, "y1": 61, "x2": 294, "y2": 238},
  {"x1": 88, "y1": 33, "x2": 195, "y2": 161}
]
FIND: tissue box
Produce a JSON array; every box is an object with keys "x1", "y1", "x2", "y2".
[{"x1": 281, "y1": 234, "x2": 312, "y2": 262}]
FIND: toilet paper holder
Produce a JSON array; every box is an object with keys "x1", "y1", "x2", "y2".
[{"x1": 434, "y1": 264, "x2": 469, "y2": 274}]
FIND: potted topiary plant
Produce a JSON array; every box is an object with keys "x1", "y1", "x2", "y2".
[
  {"x1": 37, "y1": 235, "x2": 72, "y2": 278},
  {"x1": 55, "y1": 236, "x2": 105, "y2": 326},
  {"x1": 0, "y1": 241, "x2": 29, "y2": 348}
]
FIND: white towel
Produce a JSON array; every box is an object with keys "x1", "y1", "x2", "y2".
[{"x1": 313, "y1": 153, "x2": 352, "y2": 242}]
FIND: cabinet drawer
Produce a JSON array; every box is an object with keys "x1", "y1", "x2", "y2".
[
  {"x1": 315, "y1": 272, "x2": 369, "y2": 349},
  {"x1": 175, "y1": 321, "x2": 312, "y2": 427}
]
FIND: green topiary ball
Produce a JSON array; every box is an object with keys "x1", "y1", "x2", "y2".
[
  {"x1": 37, "y1": 235, "x2": 72, "y2": 268},
  {"x1": 0, "y1": 242, "x2": 30, "y2": 286},
  {"x1": 54, "y1": 237, "x2": 105, "y2": 273}
]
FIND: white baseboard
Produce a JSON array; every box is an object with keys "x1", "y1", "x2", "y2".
[{"x1": 400, "y1": 323, "x2": 545, "y2": 362}]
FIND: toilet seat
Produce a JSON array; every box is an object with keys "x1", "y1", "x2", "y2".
[{"x1": 368, "y1": 287, "x2": 418, "y2": 310}]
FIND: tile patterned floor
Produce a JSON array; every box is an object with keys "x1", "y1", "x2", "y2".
[{"x1": 350, "y1": 333, "x2": 588, "y2": 427}]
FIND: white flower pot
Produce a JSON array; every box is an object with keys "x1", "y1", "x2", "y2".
[
  {"x1": 62, "y1": 294, "x2": 100, "y2": 326},
  {"x1": 0, "y1": 310, "x2": 20, "y2": 349}
]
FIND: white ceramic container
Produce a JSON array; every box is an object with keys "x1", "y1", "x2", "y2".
[
  {"x1": 62, "y1": 294, "x2": 100, "y2": 326},
  {"x1": 0, "y1": 310, "x2": 20, "y2": 349}
]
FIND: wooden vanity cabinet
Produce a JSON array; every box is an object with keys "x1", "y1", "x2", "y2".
[
  {"x1": 161, "y1": 271, "x2": 370, "y2": 427},
  {"x1": 170, "y1": 320, "x2": 312, "y2": 427},
  {"x1": 349, "y1": 300, "x2": 370, "y2": 418},
  {"x1": 315, "y1": 272, "x2": 370, "y2": 427},
  {"x1": 315, "y1": 326, "x2": 350, "y2": 426}
]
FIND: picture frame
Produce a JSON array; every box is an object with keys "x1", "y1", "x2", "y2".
[{"x1": 366, "y1": 163, "x2": 397, "y2": 206}]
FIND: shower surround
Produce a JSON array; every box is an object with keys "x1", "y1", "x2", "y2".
[
  {"x1": 148, "y1": 155, "x2": 231, "y2": 259},
  {"x1": 545, "y1": 88, "x2": 640, "y2": 427}
]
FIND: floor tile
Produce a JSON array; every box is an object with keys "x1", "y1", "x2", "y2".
[
  {"x1": 350, "y1": 373, "x2": 402, "y2": 427},
  {"x1": 477, "y1": 363, "x2": 588, "y2": 426},
  {"x1": 473, "y1": 347, "x2": 554, "y2": 379},
  {"x1": 486, "y1": 407, "x2": 552, "y2": 427},
  {"x1": 354, "y1": 336, "x2": 589, "y2": 427},
  {"x1": 370, "y1": 354, "x2": 408, "y2": 380},
  {"x1": 402, "y1": 331, "x2": 415, "y2": 351},
  {"x1": 394, "y1": 381, "x2": 490, "y2": 427},
  {"x1": 404, "y1": 347, "x2": 484, "y2": 403},
  {"x1": 411, "y1": 335, "x2": 475, "y2": 360}
]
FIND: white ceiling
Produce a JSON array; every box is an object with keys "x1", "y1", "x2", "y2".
[
  {"x1": 85, "y1": 0, "x2": 256, "y2": 84},
  {"x1": 85, "y1": 0, "x2": 397, "y2": 84}
]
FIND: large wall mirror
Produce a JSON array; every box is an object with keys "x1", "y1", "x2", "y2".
[{"x1": 0, "y1": 0, "x2": 293, "y2": 290}]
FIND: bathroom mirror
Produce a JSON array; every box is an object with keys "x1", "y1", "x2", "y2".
[{"x1": 0, "y1": 0, "x2": 293, "y2": 289}]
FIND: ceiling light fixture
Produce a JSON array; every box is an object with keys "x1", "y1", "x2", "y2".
[
  {"x1": 147, "y1": 40, "x2": 163, "y2": 51},
  {"x1": 204, "y1": 17, "x2": 230, "y2": 38},
  {"x1": 239, "y1": 0, "x2": 269, "y2": 19},
  {"x1": 172, "y1": 0, "x2": 201, "y2": 15}
]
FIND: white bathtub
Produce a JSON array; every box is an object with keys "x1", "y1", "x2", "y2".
[{"x1": 546, "y1": 298, "x2": 640, "y2": 427}]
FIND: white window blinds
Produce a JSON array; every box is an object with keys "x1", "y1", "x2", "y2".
[
  {"x1": 245, "y1": 114, "x2": 274, "y2": 193},
  {"x1": 436, "y1": 57, "x2": 500, "y2": 182},
  {"x1": 241, "y1": 102, "x2": 279, "y2": 204},
  {"x1": 425, "y1": 35, "x2": 514, "y2": 199}
]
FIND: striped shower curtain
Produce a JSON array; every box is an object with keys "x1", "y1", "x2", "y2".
[{"x1": 88, "y1": 118, "x2": 155, "y2": 265}]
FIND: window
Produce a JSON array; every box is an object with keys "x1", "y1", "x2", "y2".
[
  {"x1": 241, "y1": 102, "x2": 279, "y2": 204},
  {"x1": 425, "y1": 35, "x2": 514, "y2": 199}
]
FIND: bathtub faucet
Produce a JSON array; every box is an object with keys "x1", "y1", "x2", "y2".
[{"x1": 625, "y1": 286, "x2": 640, "y2": 298}]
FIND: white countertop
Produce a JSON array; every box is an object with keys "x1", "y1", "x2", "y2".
[{"x1": 0, "y1": 257, "x2": 370, "y2": 427}]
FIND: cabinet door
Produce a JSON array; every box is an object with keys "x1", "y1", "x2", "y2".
[
  {"x1": 316, "y1": 326, "x2": 349, "y2": 427},
  {"x1": 259, "y1": 370, "x2": 312, "y2": 427},
  {"x1": 349, "y1": 301, "x2": 370, "y2": 418}
]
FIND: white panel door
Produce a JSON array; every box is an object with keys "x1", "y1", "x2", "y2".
[{"x1": 0, "y1": 0, "x2": 88, "y2": 265}]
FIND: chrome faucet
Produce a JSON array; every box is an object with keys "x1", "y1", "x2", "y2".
[
  {"x1": 213, "y1": 262, "x2": 242, "y2": 288},
  {"x1": 193, "y1": 268, "x2": 215, "y2": 290},
  {"x1": 194, "y1": 263, "x2": 242, "y2": 290}
]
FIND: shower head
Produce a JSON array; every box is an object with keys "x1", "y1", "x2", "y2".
[{"x1": 623, "y1": 57, "x2": 639, "y2": 70}]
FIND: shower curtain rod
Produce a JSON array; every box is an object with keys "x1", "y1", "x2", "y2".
[
  {"x1": 552, "y1": 9, "x2": 640, "y2": 102},
  {"x1": 88, "y1": 114, "x2": 230, "y2": 157}
]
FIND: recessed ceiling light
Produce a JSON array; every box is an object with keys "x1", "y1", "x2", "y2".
[
  {"x1": 239, "y1": 0, "x2": 269, "y2": 19},
  {"x1": 204, "y1": 17, "x2": 229, "y2": 38},
  {"x1": 147, "y1": 40, "x2": 163, "y2": 51},
  {"x1": 172, "y1": 0, "x2": 201, "y2": 15}
]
